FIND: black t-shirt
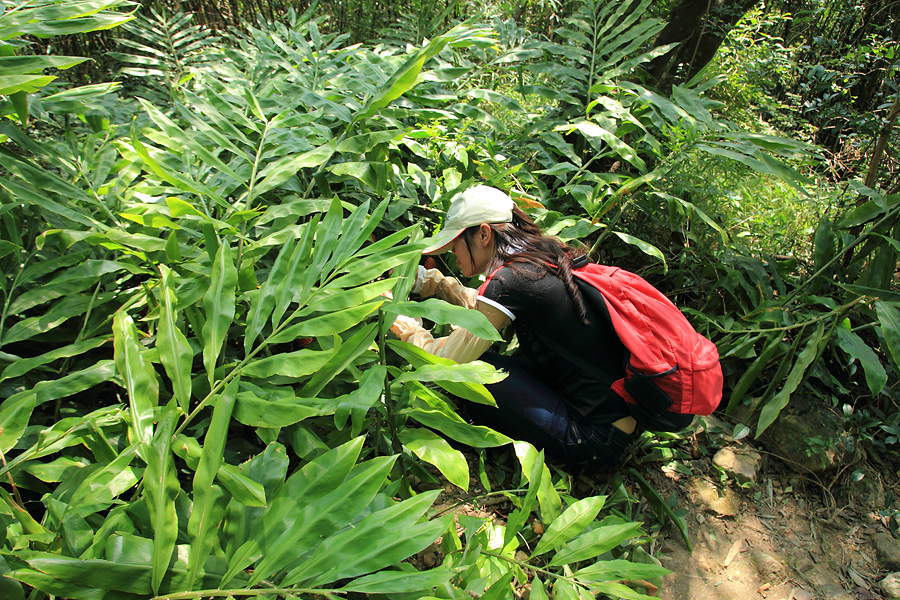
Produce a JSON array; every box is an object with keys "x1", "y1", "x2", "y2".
[{"x1": 478, "y1": 262, "x2": 630, "y2": 426}]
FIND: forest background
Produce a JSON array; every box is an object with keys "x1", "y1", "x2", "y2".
[{"x1": 0, "y1": 0, "x2": 898, "y2": 598}]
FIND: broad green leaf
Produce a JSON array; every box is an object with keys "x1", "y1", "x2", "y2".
[
  {"x1": 269, "y1": 301, "x2": 384, "y2": 345},
  {"x1": 252, "y1": 141, "x2": 336, "y2": 200},
  {"x1": 0, "y1": 393, "x2": 34, "y2": 454},
  {"x1": 0, "y1": 74, "x2": 54, "y2": 95},
  {"x1": 835, "y1": 327, "x2": 887, "y2": 396},
  {"x1": 876, "y1": 301, "x2": 900, "y2": 371},
  {"x1": 222, "y1": 437, "x2": 368, "y2": 585},
  {"x1": 548, "y1": 522, "x2": 644, "y2": 566},
  {"x1": 481, "y1": 571, "x2": 515, "y2": 600},
  {"x1": 567, "y1": 121, "x2": 646, "y2": 172},
  {"x1": 158, "y1": 265, "x2": 193, "y2": 413},
  {"x1": 353, "y1": 34, "x2": 449, "y2": 122},
  {"x1": 399, "y1": 428, "x2": 469, "y2": 491},
  {"x1": 241, "y1": 347, "x2": 334, "y2": 379},
  {"x1": 336, "y1": 129, "x2": 408, "y2": 153},
  {"x1": 574, "y1": 559, "x2": 670, "y2": 584},
  {"x1": 113, "y1": 312, "x2": 158, "y2": 446},
  {"x1": 388, "y1": 341, "x2": 498, "y2": 405},
  {"x1": 67, "y1": 444, "x2": 140, "y2": 511},
  {"x1": 726, "y1": 332, "x2": 785, "y2": 414},
  {"x1": 187, "y1": 378, "x2": 238, "y2": 589},
  {"x1": 340, "y1": 568, "x2": 454, "y2": 593},
  {"x1": 0, "y1": 337, "x2": 107, "y2": 382},
  {"x1": 301, "y1": 324, "x2": 379, "y2": 397},
  {"x1": 217, "y1": 464, "x2": 266, "y2": 507},
  {"x1": 612, "y1": 232, "x2": 666, "y2": 271},
  {"x1": 532, "y1": 495, "x2": 607, "y2": 556},
  {"x1": 248, "y1": 448, "x2": 394, "y2": 586},
  {"x1": 9, "y1": 259, "x2": 126, "y2": 314},
  {"x1": 13, "y1": 553, "x2": 149, "y2": 596},
  {"x1": 504, "y1": 447, "x2": 543, "y2": 549},
  {"x1": 590, "y1": 581, "x2": 663, "y2": 600},
  {"x1": 244, "y1": 238, "x2": 297, "y2": 353},
  {"x1": 202, "y1": 242, "x2": 237, "y2": 386},
  {"x1": 404, "y1": 391, "x2": 511, "y2": 448},
  {"x1": 234, "y1": 391, "x2": 330, "y2": 428},
  {"x1": 757, "y1": 322, "x2": 827, "y2": 437},
  {"x1": 142, "y1": 407, "x2": 180, "y2": 595},
  {"x1": 283, "y1": 491, "x2": 446, "y2": 587},
  {"x1": 386, "y1": 298, "x2": 503, "y2": 341},
  {"x1": 300, "y1": 278, "x2": 398, "y2": 317},
  {"x1": 515, "y1": 441, "x2": 561, "y2": 523}
]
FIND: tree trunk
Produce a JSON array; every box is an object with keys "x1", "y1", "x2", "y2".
[{"x1": 649, "y1": 0, "x2": 761, "y2": 95}]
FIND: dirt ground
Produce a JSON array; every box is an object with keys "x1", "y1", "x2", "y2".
[
  {"x1": 421, "y1": 415, "x2": 900, "y2": 599},
  {"x1": 618, "y1": 418, "x2": 897, "y2": 600}
]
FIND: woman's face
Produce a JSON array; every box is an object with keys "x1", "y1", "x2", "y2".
[{"x1": 452, "y1": 225, "x2": 494, "y2": 277}]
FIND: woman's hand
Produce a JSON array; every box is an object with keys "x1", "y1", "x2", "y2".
[{"x1": 390, "y1": 314, "x2": 421, "y2": 340}]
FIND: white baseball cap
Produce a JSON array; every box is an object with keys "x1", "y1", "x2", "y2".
[{"x1": 421, "y1": 185, "x2": 515, "y2": 254}]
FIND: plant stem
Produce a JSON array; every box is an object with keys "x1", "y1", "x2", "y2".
[{"x1": 378, "y1": 310, "x2": 407, "y2": 473}]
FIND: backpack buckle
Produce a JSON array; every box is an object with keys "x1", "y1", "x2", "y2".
[{"x1": 572, "y1": 254, "x2": 589, "y2": 269}]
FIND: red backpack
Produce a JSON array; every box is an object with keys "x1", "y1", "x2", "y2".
[
  {"x1": 570, "y1": 259, "x2": 722, "y2": 422},
  {"x1": 480, "y1": 257, "x2": 722, "y2": 429}
]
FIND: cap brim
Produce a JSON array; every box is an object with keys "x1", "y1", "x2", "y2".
[{"x1": 421, "y1": 228, "x2": 464, "y2": 254}]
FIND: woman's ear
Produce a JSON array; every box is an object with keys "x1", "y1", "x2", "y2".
[{"x1": 478, "y1": 223, "x2": 493, "y2": 246}]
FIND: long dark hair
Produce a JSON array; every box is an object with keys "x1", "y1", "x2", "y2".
[{"x1": 461, "y1": 206, "x2": 589, "y2": 322}]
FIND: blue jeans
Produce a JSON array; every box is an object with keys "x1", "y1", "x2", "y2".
[{"x1": 467, "y1": 352, "x2": 634, "y2": 466}]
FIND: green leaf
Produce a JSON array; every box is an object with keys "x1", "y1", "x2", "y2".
[
  {"x1": 142, "y1": 407, "x2": 180, "y2": 595},
  {"x1": 241, "y1": 347, "x2": 334, "y2": 379},
  {"x1": 757, "y1": 322, "x2": 827, "y2": 437},
  {"x1": 835, "y1": 327, "x2": 887, "y2": 396},
  {"x1": 0, "y1": 393, "x2": 35, "y2": 454},
  {"x1": 514, "y1": 441, "x2": 561, "y2": 523},
  {"x1": 549, "y1": 522, "x2": 644, "y2": 567},
  {"x1": 0, "y1": 337, "x2": 107, "y2": 382},
  {"x1": 404, "y1": 388, "x2": 511, "y2": 448},
  {"x1": 244, "y1": 238, "x2": 296, "y2": 353},
  {"x1": 388, "y1": 341, "x2": 498, "y2": 405},
  {"x1": 340, "y1": 568, "x2": 454, "y2": 593},
  {"x1": 269, "y1": 301, "x2": 384, "y2": 344},
  {"x1": 590, "y1": 581, "x2": 663, "y2": 600},
  {"x1": 246, "y1": 442, "x2": 393, "y2": 586},
  {"x1": 612, "y1": 231, "x2": 666, "y2": 271},
  {"x1": 252, "y1": 141, "x2": 336, "y2": 200},
  {"x1": 234, "y1": 391, "x2": 329, "y2": 428},
  {"x1": 187, "y1": 378, "x2": 238, "y2": 589},
  {"x1": 202, "y1": 242, "x2": 237, "y2": 387},
  {"x1": 626, "y1": 468, "x2": 690, "y2": 550},
  {"x1": 400, "y1": 428, "x2": 469, "y2": 491},
  {"x1": 353, "y1": 34, "x2": 449, "y2": 122},
  {"x1": 300, "y1": 323, "x2": 379, "y2": 397},
  {"x1": 504, "y1": 448, "x2": 543, "y2": 549},
  {"x1": 158, "y1": 265, "x2": 194, "y2": 413},
  {"x1": 336, "y1": 130, "x2": 408, "y2": 153},
  {"x1": 217, "y1": 464, "x2": 266, "y2": 507},
  {"x1": 573, "y1": 559, "x2": 670, "y2": 584},
  {"x1": 386, "y1": 298, "x2": 503, "y2": 341},
  {"x1": 283, "y1": 492, "x2": 447, "y2": 587},
  {"x1": 113, "y1": 311, "x2": 158, "y2": 446},
  {"x1": 876, "y1": 301, "x2": 900, "y2": 371},
  {"x1": 532, "y1": 495, "x2": 607, "y2": 556}
]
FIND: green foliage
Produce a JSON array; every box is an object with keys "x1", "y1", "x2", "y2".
[{"x1": 2, "y1": 0, "x2": 900, "y2": 597}]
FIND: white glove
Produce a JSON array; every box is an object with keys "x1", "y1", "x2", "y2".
[
  {"x1": 394, "y1": 319, "x2": 493, "y2": 363},
  {"x1": 413, "y1": 267, "x2": 478, "y2": 309}
]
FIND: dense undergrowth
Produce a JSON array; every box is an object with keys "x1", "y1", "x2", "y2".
[{"x1": 0, "y1": 0, "x2": 898, "y2": 598}]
